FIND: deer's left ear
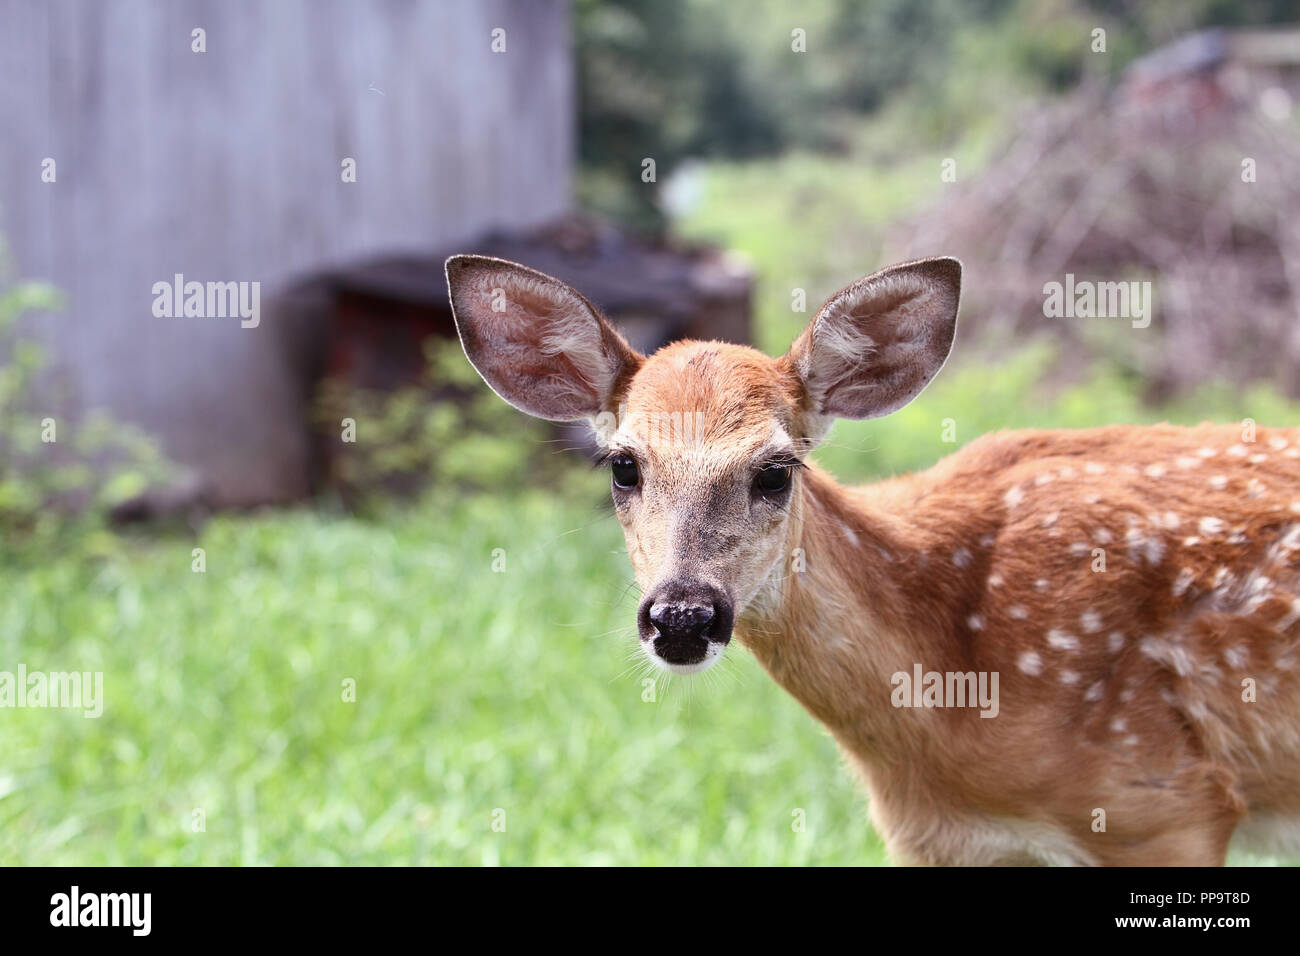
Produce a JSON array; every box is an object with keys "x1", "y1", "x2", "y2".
[
  {"x1": 446, "y1": 255, "x2": 644, "y2": 422},
  {"x1": 785, "y1": 257, "x2": 960, "y2": 426}
]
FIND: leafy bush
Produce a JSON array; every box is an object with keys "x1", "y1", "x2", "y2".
[
  {"x1": 0, "y1": 272, "x2": 172, "y2": 561},
  {"x1": 313, "y1": 338, "x2": 581, "y2": 513}
]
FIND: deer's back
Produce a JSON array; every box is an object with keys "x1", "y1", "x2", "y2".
[{"x1": 861, "y1": 423, "x2": 1300, "y2": 855}]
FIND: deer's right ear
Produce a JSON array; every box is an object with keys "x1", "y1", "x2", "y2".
[{"x1": 445, "y1": 256, "x2": 644, "y2": 422}]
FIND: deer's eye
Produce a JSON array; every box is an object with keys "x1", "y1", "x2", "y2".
[
  {"x1": 754, "y1": 463, "x2": 792, "y2": 495},
  {"x1": 611, "y1": 455, "x2": 639, "y2": 491}
]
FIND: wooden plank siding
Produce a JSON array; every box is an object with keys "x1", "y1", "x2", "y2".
[{"x1": 0, "y1": 0, "x2": 573, "y2": 503}]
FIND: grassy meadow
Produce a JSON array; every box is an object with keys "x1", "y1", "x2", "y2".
[{"x1": 1, "y1": 488, "x2": 885, "y2": 865}]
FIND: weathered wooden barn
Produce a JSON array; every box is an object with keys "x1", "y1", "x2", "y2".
[{"x1": 1, "y1": 0, "x2": 578, "y2": 505}]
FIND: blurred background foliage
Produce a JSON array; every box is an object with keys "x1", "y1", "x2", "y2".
[
  {"x1": 0, "y1": 266, "x2": 173, "y2": 565},
  {"x1": 6, "y1": 0, "x2": 1300, "y2": 865},
  {"x1": 578, "y1": 0, "x2": 1300, "y2": 228},
  {"x1": 313, "y1": 339, "x2": 567, "y2": 514}
]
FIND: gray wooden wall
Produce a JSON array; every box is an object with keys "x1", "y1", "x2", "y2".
[{"x1": 0, "y1": 0, "x2": 573, "y2": 503}]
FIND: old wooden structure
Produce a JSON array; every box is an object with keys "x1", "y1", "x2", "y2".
[{"x1": 1, "y1": 0, "x2": 575, "y2": 504}]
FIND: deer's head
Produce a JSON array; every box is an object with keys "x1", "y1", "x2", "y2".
[{"x1": 446, "y1": 255, "x2": 961, "y2": 673}]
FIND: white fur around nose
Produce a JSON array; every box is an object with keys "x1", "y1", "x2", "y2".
[{"x1": 643, "y1": 636, "x2": 726, "y2": 675}]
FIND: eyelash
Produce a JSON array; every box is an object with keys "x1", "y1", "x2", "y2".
[
  {"x1": 763, "y1": 455, "x2": 805, "y2": 473},
  {"x1": 597, "y1": 453, "x2": 804, "y2": 485}
]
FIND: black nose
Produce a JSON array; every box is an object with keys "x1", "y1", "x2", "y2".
[
  {"x1": 649, "y1": 601, "x2": 715, "y2": 641},
  {"x1": 638, "y1": 582, "x2": 734, "y2": 665}
]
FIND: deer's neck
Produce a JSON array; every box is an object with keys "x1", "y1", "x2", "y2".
[{"x1": 736, "y1": 464, "x2": 970, "y2": 765}]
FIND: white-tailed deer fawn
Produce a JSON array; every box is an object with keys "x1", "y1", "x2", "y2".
[{"x1": 446, "y1": 254, "x2": 1300, "y2": 866}]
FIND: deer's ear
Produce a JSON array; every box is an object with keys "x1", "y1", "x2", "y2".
[
  {"x1": 446, "y1": 256, "x2": 643, "y2": 422},
  {"x1": 786, "y1": 257, "x2": 960, "y2": 424}
]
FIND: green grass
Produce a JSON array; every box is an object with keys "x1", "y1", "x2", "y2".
[{"x1": 0, "y1": 485, "x2": 883, "y2": 865}]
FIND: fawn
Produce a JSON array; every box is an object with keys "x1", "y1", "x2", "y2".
[{"x1": 446, "y1": 254, "x2": 1300, "y2": 866}]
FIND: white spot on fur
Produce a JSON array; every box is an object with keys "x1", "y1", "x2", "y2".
[
  {"x1": 1047, "y1": 629, "x2": 1079, "y2": 651},
  {"x1": 1278, "y1": 525, "x2": 1300, "y2": 552},
  {"x1": 1140, "y1": 636, "x2": 1197, "y2": 676},
  {"x1": 1017, "y1": 651, "x2": 1043, "y2": 676},
  {"x1": 1223, "y1": 645, "x2": 1249, "y2": 669},
  {"x1": 1279, "y1": 599, "x2": 1300, "y2": 632},
  {"x1": 1126, "y1": 527, "x2": 1165, "y2": 565}
]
